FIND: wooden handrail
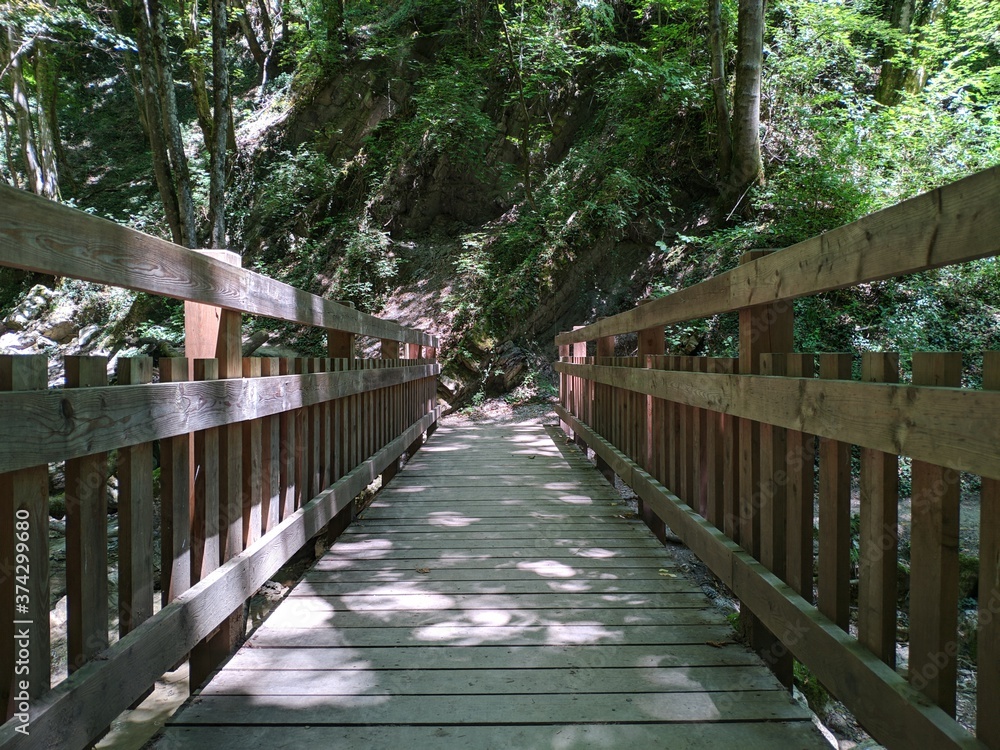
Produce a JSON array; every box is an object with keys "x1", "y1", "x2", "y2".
[
  {"x1": 0, "y1": 185, "x2": 437, "y2": 347},
  {"x1": 556, "y1": 165, "x2": 1000, "y2": 345}
]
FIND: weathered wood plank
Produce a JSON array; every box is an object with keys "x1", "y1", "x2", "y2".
[
  {"x1": 155, "y1": 722, "x2": 826, "y2": 750},
  {"x1": 858, "y1": 352, "x2": 899, "y2": 666},
  {"x1": 158, "y1": 359, "x2": 191, "y2": 606},
  {"x1": 0, "y1": 363, "x2": 439, "y2": 474},
  {"x1": 980, "y1": 351, "x2": 1000, "y2": 749},
  {"x1": 117, "y1": 357, "x2": 155, "y2": 638},
  {"x1": 818, "y1": 353, "x2": 852, "y2": 631},
  {"x1": 200, "y1": 666, "x2": 783, "y2": 696},
  {"x1": 64, "y1": 356, "x2": 109, "y2": 676},
  {"x1": 0, "y1": 355, "x2": 49, "y2": 711},
  {"x1": 908, "y1": 352, "x2": 962, "y2": 716},
  {"x1": 0, "y1": 184, "x2": 435, "y2": 346},
  {"x1": 246, "y1": 623, "x2": 733, "y2": 648},
  {"x1": 175, "y1": 690, "x2": 809, "y2": 725},
  {"x1": 554, "y1": 361, "x2": 1000, "y2": 479}
]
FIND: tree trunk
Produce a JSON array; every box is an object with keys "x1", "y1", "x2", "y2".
[
  {"x1": 325, "y1": 0, "x2": 344, "y2": 43},
  {"x1": 874, "y1": 0, "x2": 917, "y2": 104},
  {"x1": 0, "y1": 101, "x2": 21, "y2": 189},
  {"x1": 209, "y1": 0, "x2": 231, "y2": 248},
  {"x1": 708, "y1": 0, "x2": 733, "y2": 183},
  {"x1": 146, "y1": 0, "x2": 198, "y2": 247},
  {"x1": 125, "y1": 0, "x2": 185, "y2": 245},
  {"x1": 728, "y1": 0, "x2": 765, "y2": 204},
  {"x1": 179, "y1": 0, "x2": 215, "y2": 146},
  {"x1": 235, "y1": 0, "x2": 268, "y2": 85},
  {"x1": 33, "y1": 42, "x2": 61, "y2": 199},
  {"x1": 3, "y1": 26, "x2": 46, "y2": 197}
]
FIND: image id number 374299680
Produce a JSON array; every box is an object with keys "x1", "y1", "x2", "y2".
[{"x1": 12, "y1": 506, "x2": 32, "y2": 736}]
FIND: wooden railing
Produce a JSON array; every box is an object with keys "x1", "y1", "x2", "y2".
[
  {"x1": 555, "y1": 165, "x2": 1000, "y2": 750},
  {"x1": 0, "y1": 185, "x2": 439, "y2": 749}
]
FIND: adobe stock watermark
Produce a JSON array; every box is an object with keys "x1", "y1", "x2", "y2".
[{"x1": 12, "y1": 507, "x2": 33, "y2": 737}]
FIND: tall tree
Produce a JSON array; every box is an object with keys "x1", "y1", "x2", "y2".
[
  {"x1": 729, "y1": 0, "x2": 764, "y2": 198},
  {"x1": 708, "y1": 0, "x2": 765, "y2": 209},
  {"x1": 874, "y1": 0, "x2": 917, "y2": 104},
  {"x1": 208, "y1": 0, "x2": 229, "y2": 247}
]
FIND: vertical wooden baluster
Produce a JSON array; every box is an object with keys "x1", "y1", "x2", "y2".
[
  {"x1": 759, "y1": 353, "x2": 787, "y2": 580},
  {"x1": 309, "y1": 358, "x2": 321, "y2": 498},
  {"x1": 117, "y1": 357, "x2": 154, "y2": 639},
  {"x1": 980, "y1": 351, "x2": 1000, "y2": 748},
  {"x1": 665, "y1": 356, "x2": 679, "y2": 495},
  {"x1": 242, "y1": 357, "x2": 263, "y2": 548},
  {"x1": 704, "y1": 359, "x2": 722, "y2": 529},
  {"x1": 909, "y1": 351, "x2": 962, "y2": 716},
  {"x1": 259, "y1": 358, "x2": 281, "y2": 534},
  {"x1": 694, "y1": 357, "x2": 709, "y2": 516},
  {"x1": 818, "y1": 352, "x2": 853, "y2": 632},
  {"x1": 321, "y1": 358, "x2": 333, "y2": 489},
  {"x1": 0, "y1": 355, "x2": 49, "y2": 712},
  {"x1": 380, "y1": 341, "x2": 398, "y2": 483},
  {"x1": 191, "y1": 358, "x2": 220, "y2": 585},
  {"x1": 680, "y1": 357, "x2": 695, "y2": 507},
  {"x1": 785, "y1": 353, "x2": 816, "y2": 602},
  {"x1": 329, "y1": 326, "x2": 355, "y2": 481},
  {"x1": 572, "y1": 335, "x2": 587, "y2": 450},
  {"x1": 64, "y1": 355, "x2": 109, "y2": 676},
  {"x1": 858, "y1": 352, "x2": 900, "y2": 666},
  {"x1": 189, "y1": 358, "x2": 220, "y2": 689},
  {"x1": 295, "y1": 358, "x2": 308, "y2": 508},
  {"x1": 159, "y1": 358, "x2": 191, "y2": 605},
  {"x1": 654, "y1": 355, "x2": 668, "y2": 487},
  {"x1": 278, "y1": 357, "x2": 296, "y2": 520},
  {"x1": 595, "y1": 336, "x2": 615, "y2": 482},
  {"x1": 719, "y1": 358, "x2": 740, "y2": 544},
  {"x1": 558, "y1": 342, "x2": 570, "y2": 436}
]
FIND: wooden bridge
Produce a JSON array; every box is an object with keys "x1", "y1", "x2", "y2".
[{"x1": 0, "y1": 166, "x2": 998, "y2": 750}]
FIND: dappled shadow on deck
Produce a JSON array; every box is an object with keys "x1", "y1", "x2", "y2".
[{"x1": 155, "y1": 424, "x2": 826, "y2": 749}]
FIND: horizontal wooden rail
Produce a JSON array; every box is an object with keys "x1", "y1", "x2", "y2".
[
  {"x1": 0, "y1": 362, "x2": 438, "y2": 474},
  {"x1": 0, "y1": 185, "x2": 436, "y2": 347},
  {"x1": 0, "y1": 408, "x2": 439, "y2": 750},
  {"x1": 555, "y1": 360, "x2": 1000, "y2": 479},
  {"x1": 555, "y1": 405, "x2": 983, "y2": 750},
  {"x1": 556, "y1": 166, "x2": 1000, "y2": 345}
]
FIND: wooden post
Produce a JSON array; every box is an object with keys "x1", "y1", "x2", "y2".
[
  {"x1": 558, "y1": 339, "x2": 571, "y2": 437},
  {"x1": 784, "y1": 353, "x2": 816, "y2": 601},
  {"x1": 737, "y1": 249, "x2": 794, "y2": 689},
  {"x1": 0, "y1": 355, "x2": 49, "y2": 713},
  {"x1": 159, "y1": 359, "x2": 191, "y2": 606},
  {"x1": 185, "y1": 250, "x2": 245, "y2": 689},
  {"x1": 981, "y1": 351, "x2": 1000, "y2": 748},
  {"x1": 858, "y1": 352, "x2": 900, "y2": 667},
  {"x1": 818, "y1": 352, "x2": 853, "y2": 632},
  {"x1": 718, "y1": 357, "x2": 740, "y2": 543},
  {"x1": 909, "y1": 352, "x2": 962, "y2": 716}
]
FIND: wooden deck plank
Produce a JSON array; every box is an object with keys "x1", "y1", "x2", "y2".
[
  {"x1": 245, "y1": 623, "x2": 736, "y2": 648},
  {"x1": 158, "y1": 422, "x2": 825, "y2": 749},
  {"x1": 199, "y1": 666, "x2": 786, "y2": 696},
  {"x1": 158, "y1": 722, "x2": 827, "y2": 750}
]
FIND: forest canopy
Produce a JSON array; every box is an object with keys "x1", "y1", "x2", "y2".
[{"x1": 1, "y1": 0, "x2": 999, "y2": 376}]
